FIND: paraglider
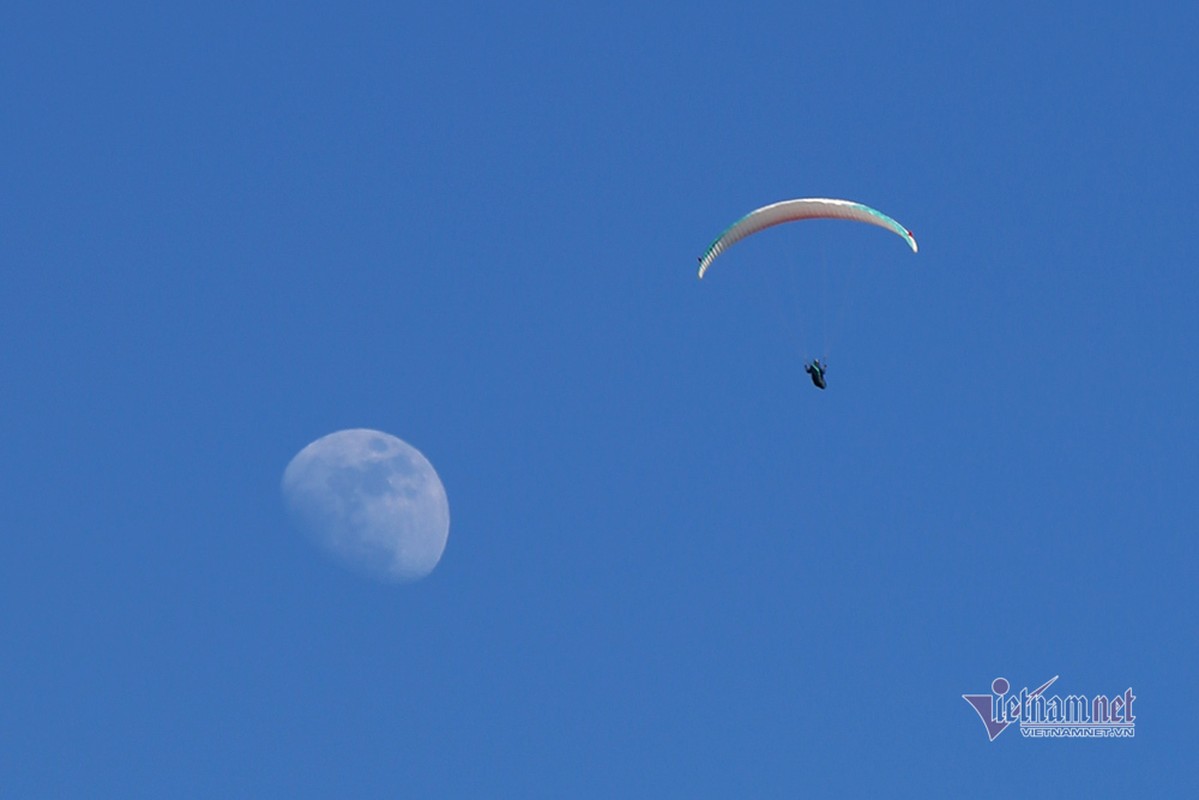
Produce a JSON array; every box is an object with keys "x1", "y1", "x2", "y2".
[
  {"x1": 697, "y1": 197, "x2": 917, "y2": 389},
  {"x1": 697, "y1": 198, "x2": 917, "y2": 279},
  {"x1": 805, "y1": 359, "x2": 827, "y2": 390}
]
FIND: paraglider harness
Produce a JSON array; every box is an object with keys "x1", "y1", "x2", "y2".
[{"x1": 805, "y1": 359, "x2": 827, "y2": 390}]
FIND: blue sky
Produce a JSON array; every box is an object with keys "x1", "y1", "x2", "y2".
[{"x1": 4, "y1": 2, "x2": 1197, "y2": 796}]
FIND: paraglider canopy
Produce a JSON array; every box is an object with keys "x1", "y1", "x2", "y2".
[{"x1": 697, "y1": 198, "x2": 917, "y2": 278}]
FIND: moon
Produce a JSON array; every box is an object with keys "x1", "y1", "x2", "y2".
[{"x1": 281, "y1": 429, "x2": 449, "y2": 582}]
